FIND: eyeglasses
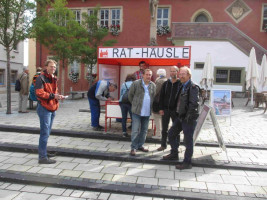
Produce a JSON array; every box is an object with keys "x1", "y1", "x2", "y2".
[{"x1": 179, "y1": 73, "x2": 188, "y2": 76}]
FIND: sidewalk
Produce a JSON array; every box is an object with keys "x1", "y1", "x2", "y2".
[{"x1": 0, "y1": 93, "x2": 267, "y2": 146}]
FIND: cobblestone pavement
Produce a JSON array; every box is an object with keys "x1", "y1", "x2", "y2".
[{"x1": 0, "y1": 93, "x2": 267, "y2": 199}]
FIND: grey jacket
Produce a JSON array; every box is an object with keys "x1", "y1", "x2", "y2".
[{"x1": 128, "y1": 79, "x2": 156, "y2": 115}]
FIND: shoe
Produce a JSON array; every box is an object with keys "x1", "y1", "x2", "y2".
[
  {"x1": 122, "y1": 132, "x2": 129, "y2": 137},
  {"x1": 163, "y1": 153, "x2": 178, "y2": 160},
  {"x1": 38, "y1": 158, "x2": 56, "y2": 164},
  {"x1": 98, "y1": 125, "x2": 104, "y2": 129},
  {"x1": 93, "y1": 127, "x2": 104, "y2": 131},
  {"x1": 137, "y1": 147, "x2": 149, "y2": 152},
  {"x1": 130, "y1": 149, "x2": 136, "y2": 156},
  {"x1": 47, "y1": 153, "x2": 56, "y2": 158},
  {"x1": 175, "y1": 163, "x2": 192, "y2": 170},
  {"x1": 157, "y1": 146, "x2": 166, "y2": 151},
  {"x1": 128, "y1": 125, "x2": 132, "y2": 129},
  {"x1": 21, "y1": 111, "x2": 29, "y2": 113},
  {"x1": 18, "y1": 111, "x2": 22, "y2": 113}
]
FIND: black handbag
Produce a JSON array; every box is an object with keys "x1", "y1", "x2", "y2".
[{"x1": 121, "y1": 83, "x2": 130, "y2": 104}]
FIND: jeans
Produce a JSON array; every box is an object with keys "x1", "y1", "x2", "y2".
[
  {"x1": 168, "y1": 117, "x2": 197, "y2": 164},
  {"x1": 119, "y1": 103, "x2": 132, "y2": 132},
  {"x1": 161, "y1": 109, "x2": 178, "y2": 148},
  {"x1": 37, "y1": 103, "x2": 55, "y2": 159},
  {"x1": 88, "y1": 97, "x2": 100, "y2": 127},
  {"x1": 131, "y1": 113, "x2": 150, "y2": 150}
]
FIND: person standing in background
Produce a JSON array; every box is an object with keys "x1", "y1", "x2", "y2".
[
  {"x1": 152, "y1": 68, "x2": 167, "y2": 139},
  {"x1": 18, "y1": 67, "x2": 29, "y2": 113},
  {"x1": 119, "y1": 74, "x2": 136, "y2": 137}
]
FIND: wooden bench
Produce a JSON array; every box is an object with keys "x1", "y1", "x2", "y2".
[{"x1": 69, "y1": 91, "x2": 87, "y2": 100}]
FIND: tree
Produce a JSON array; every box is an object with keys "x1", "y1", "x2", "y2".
[
  {"x1": 34, "y1": 0, "x2": 87, "y2": 95},
  {"x1": 80, "y1": 7, "x2": 116, "y2": 86},
  {"x1": 0, "y1": 0, "x2": 35, "y2": 114}
]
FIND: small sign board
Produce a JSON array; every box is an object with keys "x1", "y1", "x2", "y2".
[{"x1": 210, "y1": 89, "x2": 231, "y2": 116}]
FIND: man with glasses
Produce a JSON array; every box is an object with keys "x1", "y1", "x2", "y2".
[{"x1": 163, "y1": 66, "x2": 200, "y2": 170}]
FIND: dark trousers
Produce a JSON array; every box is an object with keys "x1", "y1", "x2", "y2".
[
  {"x1": 168, "y1": 117, "x2": 197, "y2": 164},
  {"x1": 119, "y1": 102, "x2": 132, "y2": 132},
  {"x1": 161, "y1": 109, "x2": 178, "y2": 148},
  {"x1": 88, "y1": 97, "x2": 100, "y2": 127}
]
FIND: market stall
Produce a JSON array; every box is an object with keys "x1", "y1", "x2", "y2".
[{"x1": 97, "y1": 46, "x2": 191, "y2": 132}]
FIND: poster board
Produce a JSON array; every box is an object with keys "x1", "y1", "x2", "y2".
[{"x1": 210, "y1": 89, "x2": 231, "y2": 116}]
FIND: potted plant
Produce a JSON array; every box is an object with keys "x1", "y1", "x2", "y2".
[
  {"x1": 157, "y1": 25, "x2": 171, "y2": 36},
  {"x1": 69, "y1": 71, "x2": 79, "y2": 83},
  {"x1": 110, "y1": 24, "x2": 120, "y2": 36}
]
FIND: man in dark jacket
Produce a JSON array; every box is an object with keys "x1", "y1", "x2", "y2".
[
  {"x1": 163, "y1": 66, "x2": 200, "y2": 170},
  {"x1": 158, "y1": 66, "x2": 181, "y2": 151}
]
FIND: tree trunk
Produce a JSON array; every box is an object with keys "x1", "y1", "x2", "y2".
[
  {"x1": 6, "y1": 47, "x2": 11, "y2": 114},
  {"x1": 89, "y1": 64, "x2": 93, "y2": 87},
  {"x1": 61, "y1": 59, "x2": 65, "y2": 95}
]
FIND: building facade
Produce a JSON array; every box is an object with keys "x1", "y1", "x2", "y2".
[
  {"x1": 36, "y1": 0, "x2": 267, "y2": 94},
  {"x1": 0, "y1": 42, "x2": 24, "y2": 93}
]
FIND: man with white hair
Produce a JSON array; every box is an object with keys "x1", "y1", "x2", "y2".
[
  {"x1": 163, "y1": 66, "x2": 200, "y2": 170},
  {"x1": 152, "y1": 68, "x2": 167, "y2": 138},
  {"x1": 18, "y1": 67, "x2": 29, "y2": 113}
]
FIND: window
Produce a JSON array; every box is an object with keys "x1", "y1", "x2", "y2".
[
  {"x1": 11, "y1": 70, "x2": 18, "y2": 85},
  {"x1": 195, "y1": 14, "x2": 208, "y2": 22},
  {"x1": 0, "y1": 69, "x2": 5, "y2": 85},
  {"x1": 194, "y1": 62, "x2": 204, "y2": 69},
  {"x1": 157, "y1": 8, "x2": 169, "y2": 26},
  {"x1": 73, "y1": 10, "x2": 81, "y2": 24},
  {"x1": 88, "y1": 9, "x2": 94, "y2": 16},
  {"x1": 100, "y1": 8, "x2": 121, "y2": 28},
  {"x1": 215, "y1": 68, "x2": 243, "y2": 84},
  {"x1": 262, "y1": 5, "x2": 267, "y2": 31},
  {"x1": 13, "y1": 43, "x2": 18, "y2": 51}
]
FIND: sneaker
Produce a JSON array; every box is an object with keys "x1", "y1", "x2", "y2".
[
  {"x1": 137, "y1": 147, "x2": 149, "y2": 152},
  {"x1": 98, "y1": 125, "x2": 104, "y2": 129},
  {"x1": 130, "y1": 149, "x2": 136, "y2": 156},
  {"x1": 163, "y1": 153, "x2": 178, "y2": 160},
  {"x1": 175, "y1": 163, "x2": 192, "y2": 170},
  {"x1": 128, "y1": 125, "x2": 132, "y2": 129},
  {"x1": 157, "y1": 146, "x2": 166, "y2": 151},
  {"x1": 38, "y1": 158, "x2": 56, "y2": 164},
  {"x1": 122, "y1": 132, "x2": 129, "y2": 137}
]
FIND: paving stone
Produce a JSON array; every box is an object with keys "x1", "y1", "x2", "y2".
[
  {"x1": 247, "y1": 176, "x2": 267, "y2": 187},
  {"x1": 98, "y1": 192, "x2": 111, "y2": 200},
  {"x1": 196, "y1": 173, "x2": 224, "y2": 183},
  {"x1": 48, "y1": 195, "x2": 86, "y2": 200},
  {"x1": 101, "y1": 166, "x2": 127, "y2": 175},
  {"x1": 8, "y1": 165, "x2": 32, "y2": 172},
  {"x1": 180, "y1": 181, "x2": 207, "y2": 190},
  {"x1": 112, "y1": 175, "x2": 137, "y2": 183},
  {"x1": 158, "y1": 179, "x2": 179, "y2": 187},
  {"x1": 27, "y1": 166, "x2": 42, "y2": 173},
  {"x1": 102, "y1": 174, "x2": 114, "y2": 181},
  {"x1": 70, "y1": 190, "x2": 83, "y2": 197},
  {"x1": 137, "y1": 177, "x2": 158, "y2": 186},
  {"x1": 2, "y1": 157, "x2": 29, "y2": 165},
  {"x1": 126, "y1": 168, "x2": 156, "y2": 178},
  {"x1": 13, "y1": 192, "x2": 50, "y2": 200},
  {"x1": 206, "y1": 182, "x2": 237, "y2": 192},
  {"x1": 134, "y1": 196, "x2": 153, "y2": 200},
  {"x1": 81, "y1": 191, "x2": 100, "y2": 199},
  {"x1": 0, "y1": 189, "x2": 20, "y2": 199},
  {"x1": 156, "y1": 170, "x2": 174, "y2": 179},
  {"x1": 143, "y1": 164, "x2": 169, "y2": 171},
  {"x1": 58, "y1": 170, "x2": 82, "y2": 177},
  {"x1": 174, "y1": 171, "x2": 196, "y2": 181},
  {"x1": 80, "y1": 171, "x2": 104, "y2": 180},
  {"x1": 42, "y1": 187, "x2": 66, "y2": 195},
  {"x1": 235, "y1": 185, "x2": 266, "y2": 194},
  {"x1": 221, "y1": 175, "x2": 250, "y2": 185},
  {"x1": 203, "y1": 168, "x2": 230, "y2": 175},
  {"x1": 74, "y1": 163, "x2": 103, "y2": 172},
  {"x1": 56, "y1": 162, "x2": 78, "y2": 170},
  {"x1": 228, "y1": 170, "x2": 247, "y2": 176},
  {"x1": 109, "y1": 194, "x2": 134, "y2": 200},
  {"x1": 6, "y1": 183, "x2": 25, "y2": 191},
  {"x1": 71, "y1": 158, "x2": 89, "y2": 164},
  {"x1": 62, "y1": 189, "x2": 74, "y2": 197},
  {"x1": 101, "y1": 160, "x2": 122, "y2": 167},
  {"x1": 21, "y1": 185, "x2": 45, "y2": 193},
  {"x1": 38, "y1": 168, "x2": 62, "y2": 176}
]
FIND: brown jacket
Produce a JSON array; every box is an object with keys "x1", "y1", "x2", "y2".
[{"x1": 18, "y1": 72, "x2": 29, "y2": 95}]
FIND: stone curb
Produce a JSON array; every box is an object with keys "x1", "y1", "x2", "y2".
[
  {"x1": 0, "y1": 170, "x2": 260, "y2": 200},
  {"x1": 0, "y1": 142, "x2": 266, "y2": 171},
  {"x1": 0, "y1": 124, "x2": 267, "y2": 150}
]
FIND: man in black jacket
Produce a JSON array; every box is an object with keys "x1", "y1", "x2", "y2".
[
  {"x1": 158, "y1": 66, "x2": 181, "y2": 151},
  {"x1": 163, "y1": 66, "x2": 200, "y2": 170}
]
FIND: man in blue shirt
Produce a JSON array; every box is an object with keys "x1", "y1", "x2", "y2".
[{"x1": 128, "y1": 69, "x2": 156, "y2": 156}]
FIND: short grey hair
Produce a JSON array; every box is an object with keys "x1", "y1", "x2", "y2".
[
  {"x1": 23, "y1": 66, "x2": 28, "y2": 71},
  {"x1": 110, "y1": 82, "x2": 118, "y2": 89},
  {"x1": 157, "y1": 68, "x2": 166, "y2": 77}
]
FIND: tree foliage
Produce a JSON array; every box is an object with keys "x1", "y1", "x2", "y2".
[
  {"x1": 34, "y1": 0, "x2": 87, "y2": 94},
  {"x1": 0, "y1": 0, "x2": 35, "y2": 114}
]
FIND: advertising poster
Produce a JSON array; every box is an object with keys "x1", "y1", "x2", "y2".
[{"x1": 210, "y1": 89, "x2": 231, "y2": 116}]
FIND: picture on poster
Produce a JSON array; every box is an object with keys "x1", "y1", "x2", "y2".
[{"x1": 210, "y1": 89, "x2": 231, "y2": 116}]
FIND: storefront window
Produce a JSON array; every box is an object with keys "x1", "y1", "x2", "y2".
[
  {"x1": 262, "y1": 5, "x2": 267, "y2": 31},
  {"x1": 0, "y1": 69, "x2": 4, "y2": 85},
  {"x1": 215, "y1": 68, "x2": 243, "y2": 84},
  {"x1": 11, "y1": 70, "x2": 18, "y2": 85}
]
